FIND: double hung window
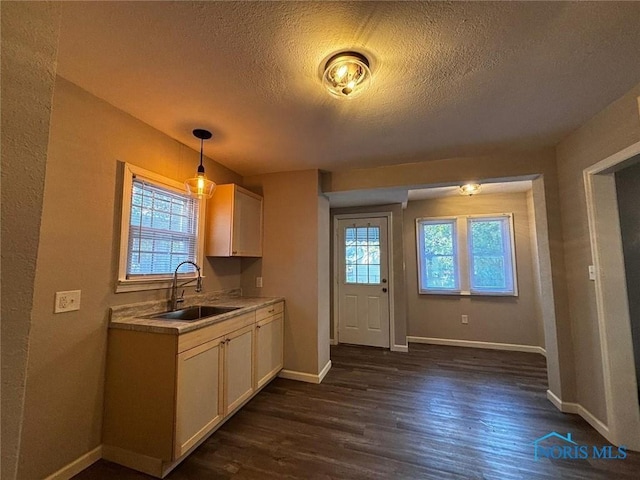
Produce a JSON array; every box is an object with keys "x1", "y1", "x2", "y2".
[
  {"x1": 117, "y1": 163, "x2": 204, "y2": 292},
  {"x1": 416, "y1": 214, "x2": 517, "y2": 295}
]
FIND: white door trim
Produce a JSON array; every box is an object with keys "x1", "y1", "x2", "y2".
[
  {"x1": 333, "y1": 212, "x2": 395, "y2": 349},
  {"x1": 583, "y1": 139, "x2": 640, "y2": 450}
]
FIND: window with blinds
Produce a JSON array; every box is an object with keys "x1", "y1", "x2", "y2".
[{"x1": 126, "y1": 177, "x2": 200, "y2": 278}]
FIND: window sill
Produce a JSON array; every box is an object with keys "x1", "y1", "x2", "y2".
[
  {"x1": 419, "y1": 289, "x2": 518, "y2": 297},
  {"x1": 116, "y1": 276, "x2": 203, "y2": 293}
]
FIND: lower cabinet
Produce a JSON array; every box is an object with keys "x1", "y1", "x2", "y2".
[
  {"x1": 174, "y1": 335, "x2": 223, "y2": 458},
  {"x1": 103, "y1": 302, "x2": 284, "y2": 478},
  {"x1": 224, "y1": 324, "x2": 255, "y2": 415},
  {"x1": 255, "y1": 306, "x2": 284, "y2": 389}
]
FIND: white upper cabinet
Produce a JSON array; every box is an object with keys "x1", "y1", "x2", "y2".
[{"x1": 206, "y1": 184, "x2": 263, "y2": 257}]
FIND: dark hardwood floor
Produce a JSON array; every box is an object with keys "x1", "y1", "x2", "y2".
[{"x1": 75, "y1": 344, "x2": 640, "y2": 479}]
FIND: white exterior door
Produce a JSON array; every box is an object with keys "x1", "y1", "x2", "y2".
[{"x1": 337, "y1": 217, "x2": 390, "y2": 348}]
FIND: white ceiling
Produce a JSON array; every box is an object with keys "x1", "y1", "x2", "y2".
[
  {"x1": 56, "y1": 2, "x2": 640, "y2": 177},
  {"x1": 408, "y1": 179, "x2": 533, "y2": 201}
]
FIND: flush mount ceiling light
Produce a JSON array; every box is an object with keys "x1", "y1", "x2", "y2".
[
  {"x1": 459, "y1": 183, "x2": 482, "y2": 196},
  {"x1": 322, "y1": 51, "x2": 371, "y2": 99},
  {"x1": 185, "y1": 129, "x2": 216, "y2": 200}
]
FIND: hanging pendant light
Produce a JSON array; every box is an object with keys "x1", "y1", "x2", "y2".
[{"x1": 185, "y1": 129, "x2": 216, "y2": 199}]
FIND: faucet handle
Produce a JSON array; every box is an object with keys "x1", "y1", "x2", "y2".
[{"x1": 176, "y1": 290, "x2": 185, "y2": 307}]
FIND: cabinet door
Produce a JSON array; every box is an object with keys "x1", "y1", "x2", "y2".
[
  {"x1": 223, "y1": 324, "x2": 254, "y2": 415},
  {"x1": 175, "y1": 337, "x2": 223, "y2": 458},
  {"x1": 232, "y1": 189, "x2": 262, "y2": 257},
  {"x1": 255, "y1": 313, "x2": 284, "y2": 389}
]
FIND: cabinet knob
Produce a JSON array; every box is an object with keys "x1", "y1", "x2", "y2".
[
  {"x1": 256, "y1": 325, "x2": 261, "y2": 329},
  {"x1": 226, "y1": 338, "x2": 231, "y2": 344},
  {"x1": 232, "y1": 250, "x2": 238, "y2": 254},
  {"x1": 268, "y1": 309, "x2": 274, "y2": 313}
]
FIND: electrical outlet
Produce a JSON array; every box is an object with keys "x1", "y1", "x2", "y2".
[
  {"x1": 54, "y1": 290, "x2": 81, "y2": 313},
  {"x1": 461, "y1": 314, "x2": 469, "y2": 324},
  {"x1": 256, "y1": 276, "x2": 263, "y2": 288}
]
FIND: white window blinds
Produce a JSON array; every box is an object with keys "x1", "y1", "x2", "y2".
[{"x1": 127, "y1": 177, "x2": 200, "y2": 278}]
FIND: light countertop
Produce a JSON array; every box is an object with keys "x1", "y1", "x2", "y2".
[{"x1": 109, "y1": 294, "x2": 283, "y2": 335}]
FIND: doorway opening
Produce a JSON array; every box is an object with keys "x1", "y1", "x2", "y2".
[{"x1": 584, "y1": 140, "x2": 640, "y2": 450}]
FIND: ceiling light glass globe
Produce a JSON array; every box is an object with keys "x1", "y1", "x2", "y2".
[{"x1": 323, "y1": 52, "x2": 371, "y2": 99}]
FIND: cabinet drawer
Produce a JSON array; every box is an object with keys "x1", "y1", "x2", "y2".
[
  {"x1": 255, "y1": 302, "x2": 283, "y2": 322},
  {"x1": 178, "y1": 312, "x2": 255, "y2": 353}
]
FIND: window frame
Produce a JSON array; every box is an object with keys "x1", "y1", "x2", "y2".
[
  {"x1": 116, "y1": 162, "x2": 206, "y2": 293},
  {"x1": 467, "y1": 214, "x2": 518, "y2": 296},
  {"x1": 415, "y1": 213, "x2": 518, "y2": 297},
  {"x1": 415, "y1": 217, "x2": 460, "y2": 294}
]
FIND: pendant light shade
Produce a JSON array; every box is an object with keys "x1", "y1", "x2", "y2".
[{"x1": 185, "y1": 129, "x2": 216, "y2": 199}]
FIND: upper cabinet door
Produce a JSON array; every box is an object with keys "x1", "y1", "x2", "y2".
[{"x1": 206, "y1": 184, "x2": 263, "y2": 257}]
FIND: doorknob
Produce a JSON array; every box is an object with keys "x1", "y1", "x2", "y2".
[{"x1": 382, "y1": 288, "x2": 387, "y2": 293}]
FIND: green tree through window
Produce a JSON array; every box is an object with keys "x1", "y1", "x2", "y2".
[{"x1": 416, "y1": 215, "x2": 516, "y2": 295}]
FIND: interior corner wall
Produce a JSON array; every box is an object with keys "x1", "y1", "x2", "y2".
[
  {"x1": 529, "y1": 176, "x2": 564, "y2": 398},
  {"x1": 242, "y1": 170, "x2": 325, "y2": 376},
  {"x1": 404, "y1": 192, "x2": 541, "y2": 347},
  {"x1": 1, "y1": 3, "x2": 61, "y2": 479},
  {"x1": 330, "y1": 204, "x2": 407, "y2": 347},
  {"x1": 526, "y1": 188, "x2": 546, "y2": 348},
  {"x1": 556, "y1": 81, "x2": 640, "y2": 424},
  {"x1": 16, "y1": 76, "x2": 243, "y2": 479},
  {"x1": 317, "y1": 194, "x2": 331, "y2": 370}
]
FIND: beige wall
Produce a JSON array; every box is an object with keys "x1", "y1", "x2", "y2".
[
  {"x1": 16, "y1": 77, "x2": 242, "y2": 479},
  {"x1": 1, "y1": 3, "x2": 61, "y2": 479},
  {"x1": 317, "y1": 194, "x2": 331, "y2": 370},
  {"x1": 404, "y1": 192, "x2": 543, "y2": 347},
  {"x1": 330, "y1": 204, "x2": 407, "y2": 347},
  {"x1": 526, "y1": 189, "x2": 546, "y2": 348},
  {"x1": 556, "y1": 82, "x2": 640, "y2": 423},
  {"x1": 242, "y1": 170, "x2": 330, "y2": 375}
]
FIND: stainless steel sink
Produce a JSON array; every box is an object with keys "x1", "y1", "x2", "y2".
[{"x1": 150, "y1": 305, "x2": 241, "y2": 321}]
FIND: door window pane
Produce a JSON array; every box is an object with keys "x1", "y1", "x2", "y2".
[{"x1": 345, "y1": 226, "x2": 382, "y2": 284}]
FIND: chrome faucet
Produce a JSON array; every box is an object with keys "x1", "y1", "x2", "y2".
[{"x1": 171, "y1": 261, "x2": 202, "y2": 311}]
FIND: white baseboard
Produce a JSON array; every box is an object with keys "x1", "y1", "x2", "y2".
[
  {"x1": 279, "y1": 360, "x2": 332, "y2": 384},
  {"x1": 407, "y1": 336, "x2": 546, "y2": 356},
  {"x1": 391, "y1": 344, "x2": 408, "y2": 353},
  {"x1": 546, "y1": 390, "x2": 611, "y2": 441},
  {"x1": 44, "y1": 445, "x2": 102, "y2": 480}
]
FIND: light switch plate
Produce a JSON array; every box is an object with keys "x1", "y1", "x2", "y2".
[
  {"x1": 256, "y1": 277, "x2": 263, "y2": 288},
  {"x1": 588, "y1": 265, "x2": 596, "y2": 281},
  {"x1": 55, "y1": 290, "x2": 81, "y2": 313},
  {"x1": 461, "y1": 314, "x2": 469, "y2": 324}
]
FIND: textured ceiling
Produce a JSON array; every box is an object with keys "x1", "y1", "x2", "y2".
[
  {"x1": 57, "y1": 1, "x2": 640, "y2": 176},
  {"x1": 408, "y1": 179, "x2": 533, "y2": 201}
]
